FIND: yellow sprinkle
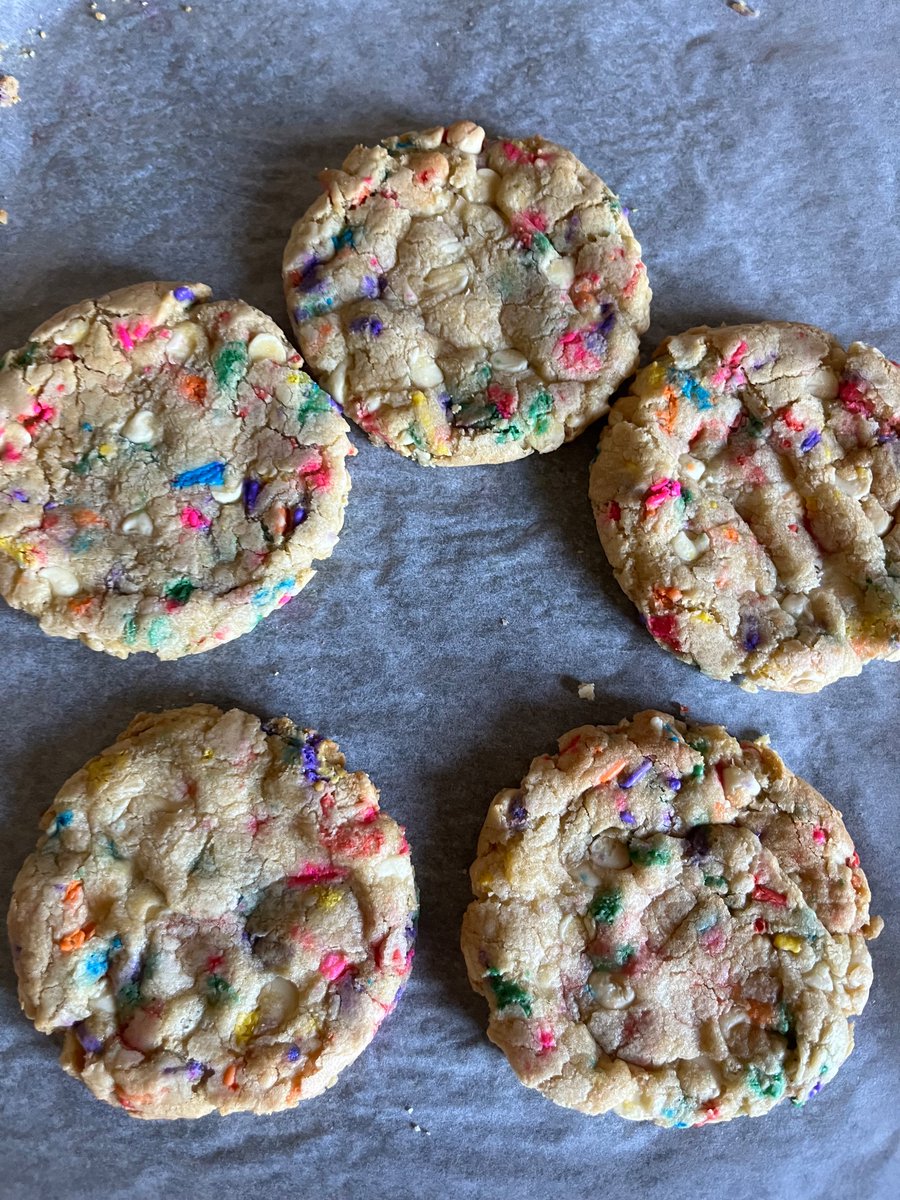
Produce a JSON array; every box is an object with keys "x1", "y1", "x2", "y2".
[
  {"x1": 644, "y1": 362, "x2": 667, "y2": 388},
  {"x1": 692, "y1": 612, "x2": 714, "y2": 624},
  {"x1": 0, "y1": 536, "x2": 38, "y2": 568},
  {"x1": 201, "y1": 748, "x2": 213, "y2": 759},
  {"x1": 313, "y1": 886, "x2": 343, "y2": 911},
  {"x1": 411, "y1": 390, "x2": 451, "y2": 457},
  {"x1": 97, "y1": 442, "x2": 117, "y2": 459},
  {"x1": 233, "y1": 1010, "x2": 259, "y2": 1046},
  {"x1": 773, "y1": 933, "x2": 805, "y2": 954},
  {"x1": 286, "y1": 372, "x2": 301, "y2": 385},
  {"x1": 85, "y1": 751, "x2": 126, "y2": 786}
]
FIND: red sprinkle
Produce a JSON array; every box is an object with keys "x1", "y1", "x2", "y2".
[
  {"x1": 846, "y1": 851, "x2": 860, "y2": 868},
  {"x1": 754, "y1": 917, "x2": 768, "y2": 934},
  {"x1": 752, "y1": 884, "x2": 788, "y2": 907},
  {"x1": 606, "y1": 500, "x2": 621, "y2": 522}
]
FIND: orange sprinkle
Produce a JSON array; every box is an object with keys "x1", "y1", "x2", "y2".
[
  {"x1": 63, "y1": 880, "x2": 82, "y2": 905},
  {"x1": 658, "y1": 387, "x2": 679, "y2": 435},
  {"x1": 59, "y1": 922, "x2": 95, "y2": 953},
  {"x1": 223, "y1": 1063, "x2": 239, "y2": 1090},
  {"x1": 180, "y1": 374, "x2": 208, "y2": 404},
  {"x1": 72, "y1": 508, "x2": 105, "y2": 527},
  {"x1": 721, "y1": 527, "x2": 740, "y2": 543},
  {"x1": 287, "y1": 1076, "x2": 303, "y2": 1104},
  {"x1": 597, "y1": 757, "x2": 629, "y2": 785},
  {"x1": 652, "y1": 585, "x2": 682, "y2": 610},
  {"x1": 745, "y1": 998, "x2": 775, "y2": 1027},
  {"x1": 67, "y1": 595, "x2": 94, "y2": 617}
]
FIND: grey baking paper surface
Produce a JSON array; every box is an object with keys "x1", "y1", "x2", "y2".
[{"x1": 1, "y1": 0, "x2": 898, "y2": 1196}]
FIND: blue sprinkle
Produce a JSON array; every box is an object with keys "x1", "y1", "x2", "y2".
[
  {"x1": 173, "y1": 286, "x2": 195, "y2": 303},
  {"x1": 667, "y1": 776, "x2": 682, "y2": 792},
  {"x1": 285, "y1": 1045, "x2": 301, "y2": 1062},
  {"x1": 172, "y1": 461, "x2": 226, "y2": 489},
  {"x1": 620, "y1": 810, "x2": 637, "y2": 826},
  {"x1": 332, "y1": 228, "x2": 355, "y2": 251},
  {"x1": 55, "y1": 809, "x2": 74, "y2": 829},
  {"x1": 800, "y1": 429, "x2": 822, "y2": 453},
  {"x1": 621, "y1": 758, "x2": 652, "y2": 789},
  {"x1": 292, "y1": 505, "x2": 308, "y2": 528},
  {"x1": 349, "y1": 316, "x2": 383, "y2": 337}
]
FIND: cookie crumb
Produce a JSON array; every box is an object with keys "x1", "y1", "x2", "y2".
[
  {"x1": 726, "y1": 1, "x2": 759, "y2": 15},
  {"x1": 676, "y1": 702, "x2": 690, "y2": 717},
  {"x1": 0, "y1": 210, "x2": 8, "y2": 226},
  {"x1": 0, "y1": 75, "x2": 21, "y2": 107},
  {"x1": 499, "y1": 617, "x2": 508, "y2": 627},
  {"x1": 577, "y1": 682, "x2": 595, "y2": 701},
  {"x1": 404, "y1": 1105, "x2": 413, "y2": 1113}
]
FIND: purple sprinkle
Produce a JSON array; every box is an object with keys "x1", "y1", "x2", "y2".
[
  {"x1": 667, "y1": 776, "x2": 682, "y2": 792},
  {"x1": 360, "y1": 276, "x2": 379, "y2": 299},
  {"x1": 186, "y1": 1059, "x2": 205, "y2": 1081},
  {"x1": 620, "y1": 204, "x2": 631, "y2": 218},
  {"x1": 506, "y1": 792, "x2": 528, "y2": 829},
  {"x1": 620, "y1": 810, "x2": 637, "y2": 826},
  {"x1": 800, "y1": 429, "x2": 822, "y2": 453},
  {"x1": 11, "y1": 489, "x2": 28, "y2": 502},
  {"x1": 243, "y1": 478, "x2": 261, "y2": 513},
  {"x1": 621, "y1": 757, "x2": 652, "y2": 789},
  {"x1": 292, "y1": 505, "x2": 308, "y2": 528},
  {"x1": 44, "y1": 500, "x2": 58, "y2": 510},
  {"x1": 742, "y1": 618, "x2": 760, "y2": 651},
  {"x1": 808, "y1": 1081, "x2": 822, "y2": 1099},
  {"x1": 74, "y1": 1022, "x2": 103, "y2": 1054},
  {"x1": 285, "y1": 1045, "x2": 301, "y2": 1063},
  {"x1": 173, "y1": 286, "x2": 195, "y2": 303},
  {"x1": 437, "y1": 391, "x2": 453, "y2": 414}
]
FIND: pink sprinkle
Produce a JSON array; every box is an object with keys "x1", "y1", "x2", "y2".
[
  {"x1": 537, "y1": 1027, "x2": 556, "y2": 1055},
  {"x1": 644, "y1": 478, "x2": 682, "y2": 510},
  {"x1": 509, "y1": 208, "x2": 547, "y2": 247},
  {"x1": 180, "y1": 506, "x2": 210, "y2": 531},
  {"x1": 114, "y1": 323, "x2": 135, "y2": 352},
  {"x1": 487, "y1": 384, "x2": 518, "y2": 419},
  {"x1": 277, "y1": 594, "x2": 292, "y2": 607},
  {"x1": 320, "y1": 952, "x2": 349, "y2": 982},
  {"x1": 357, "y1": 805, "x2": 378, "y2": 824},
  {"x1": 812, "y1": 826, "x2": 828, "y2": 844},
  {"x1": 287, "y1": 863, "x2": 346, "y2": 887},
  {"x1": 709, "y1": 340, "x2": 748, "y2": 390}
]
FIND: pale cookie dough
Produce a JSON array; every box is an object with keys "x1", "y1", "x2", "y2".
[
  {"x1": 0, "y1": 282, "x2": 352, "y2": 658},
  {"x1": 589, "y1": 323, "x2": 900, "y2": 691},
  {"x1": 462, "y1": 711, "x2": 881, "y2": 1127},
  {"x1": 8, "y1": 705, "x2": 417, "y2": 1119},
  {"x1": 283, "y1": 121, "x2": 650, "y2": 465}
]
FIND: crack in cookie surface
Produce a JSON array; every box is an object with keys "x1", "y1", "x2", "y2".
[
  {"x1": 461, "y1": 711, "x2": 880, "y2": 1126},
  {"x1": 8, "y1": 705, "x2": 417, "y2": 1119},
  {"x1": 283, "y1": 121, "x2": 650, "y2": 466},
  {"x1": 0, "y1": 282, "x2": 352, "y2": 658},
  {"x1": 589, "y1": 322, "x2": 900, "y2": 691}
]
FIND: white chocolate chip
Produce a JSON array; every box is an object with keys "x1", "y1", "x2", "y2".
[
  {"x1": 490, "y1": 348, "x2": 529, "y2": 374},
  {"x1": 721, "y1": 765, "x2": 762, "y2": 803},
  {"x1": 325, "y1": 362, "x2": 346, "y2": 406},
  {"x1": 544, "y1": 256, "x2": 575, "y2": 289},
  {"x1": 445, "y1": 120, "x2": 485, "y2": 154},
  {"x1": 421, "y1": 261, "x2": 469, "y2": 299},
  {"x1": 802, "y1": 962, "x2": 834, "y2": 992},
  {"x1": 409, "y1": 353, "x2": 444, "y2": 388},
  {"x1": 165, "y1": 321, "x2": 204, "y2": 364},
  {"x1": 862, "y1": 496, "x2": 892, "y2": 535},
  {"x1": 719, "y1": 1008, "x2": 748, "y2": 1038},
  {"x1": 781, "y1": 592, "x2": 811, "y2": 618},
  {"x1": 39, "y1": 565, "x2": 80, "y2": 596},
  {"x1": 589, "y1": 835, "x2": 631, "y2": 869},
  {"x1": 671, "y1": 530, "x2": 710, "y2": 562},
  {"x1": 258, "y1": 976, "x2": 300, "y2": 1030},
  {"x1": 210, "y1": 481, "x2": 243, "y2": 504},
  {"x1": 462, "y1": 167, "x2": 500, "y2": 204},
  {"x1": 121, "y1": 408, "x2": 161, "y2": 445},
  {"x1": 52, "y1": 317, "x2": 89, "y2": 345},
  {"x1": 589, "y1": 974, "x2": 635, "y2": 1009},
  {"x1": 679, "y1": 454, "x2": 706, "y2": 481},
  {"x1": 834, "y1": 464, "x2": 872, "y2": 499},
  {"x1": 121, "y1": 510, "x2": 154, "y2": 535},
  {"x1": 574, "y1": 863, "x2": 602, "y2": 888},
  {"x1": 247, "y1": 333, "x2": 287, "y2": 364},
  {"x1": 411, "y1": 126, "x2": 444, "y2": 150},
  {"x1": 650, "y1": 716, "x2": 666, "y2": 733},
  {"x1": 371, "y1": 854, "x2": 411, "y2": 879}
]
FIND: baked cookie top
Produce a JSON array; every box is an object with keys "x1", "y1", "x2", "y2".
[
  {"x1": 0, "y1": 282, "x2": 352, "y2": 658},
  {"x1": 461, "y1": 711, "x2": 881, "y2": 1126},
  {"x1": 283, "y1": 121, "x2": 650, "y2": 466},
  {"x1": 8, "y1": 705, "x2": 416, "y2": 1119},
  {"x1": 589, "y1": 323, "x2": 900, "y2": 691}
]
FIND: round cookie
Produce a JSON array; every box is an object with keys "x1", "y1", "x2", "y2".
[
  {"x1": 0, "y1": 282, "x2": 352, "y2": 658},
  {"x1": 283, "y1": 121, "x2": 650, "y2": 465},
  {"x1": 8, "y1": 705, "x2": 417, "y2": 1119},
  {"x1": 461, "y1": 710, "x2": 881, "y2": 1126},
  {"x1": 589, "y1": 322, "x2": 900, "y2": 691}
]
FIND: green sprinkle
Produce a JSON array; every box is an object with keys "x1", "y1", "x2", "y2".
[
  {"x1": 15, "y1": 341, "x2": 39, "y2": 367},
  {"x1": 527, "y1": 390, "x2": 553, "y2": 436},
  {"x1": 106, "y1": 838, "x2": 124, "y2": 861},
  {"x1": 297, "y1": 385, "x2": 334, "y2": 423},
  {"x1": 206, "y1": 974, "x2": 238, "y2": 1005},
  {"x1": 71, "y1": 532, "x2": 94, "y2": 554},
  {"x1": 689, "y1": 738, "x2": 708, "y2": 753},
  {"x1": 592, "y1": 944, "x2": 635, "y2": 973},
  {"x1": 629, "y1": 844, "x2": 671, "y2": 867},
  {"x1": 703, "y1": 874, "x2": 727, "y2": 891},
  {"x1": 147, "y1": 617, "x2": 170, "y2": 649},
  {"x1": 123, "y1": 614, "x2": 138, "y2": 646},
  {"x1": 747, "y1": 1067, "x2": 785, "y2": 1100},
  {"x1": 164, "y1": 577, "x2": 194, "y2": 606},
  {"x1": 495, "y1": 421, "x2": 525, "y2": 444},
  {"x1": 486, "y1": 968, "x2": 532, "y2": 1016},
  {"x1": 116, "y1": 981, "x2": 141, "y2": 1011},
  {"x1": 531, "y1": 232, "x2": 552, "y2": 257},
  {"x1": 590, "y1": 889, "x2": 622, "y2": 924},
  {"x1": 692, "y1": 763, "x2": 705, "y2": 779},
  {"x1": 213, "y1": 341, "x2": 248, "y2": 392},
  {"x1": 772, "y1": 1003, "x2": 793, "y2": 1036}
]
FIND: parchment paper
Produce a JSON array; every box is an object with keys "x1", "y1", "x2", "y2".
[{"x1": 1, "y1": 2, "x2": 898, "y2": 1197}]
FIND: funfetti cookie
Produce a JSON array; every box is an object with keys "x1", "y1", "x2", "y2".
[
  {"x1": 8, "y1": 705, "x2": 417, "y2": 1119},
  {"x1": 461, "y1": 710, "x2": 881, "y2": 1127},
  {"x1": 0, "y1": 282, "x2": 352, "y2": 658},
  {"x1": 589, "y1": 323, "x2": 900, "y2": 691},
  {"x1": 283, "y1": 122, "x2": 650, "y2": 466}
]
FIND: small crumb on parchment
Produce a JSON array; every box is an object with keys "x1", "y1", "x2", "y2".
[
  {"x1": 577, "y1": 682, "x2": 595, "y2": 701},
  {"x1": 0, "y1": 210, "x2": 8, "y2": 226},
  {"x1": 0, "y1": 75, "x2": 20, "y2": 107},
  {"x1": 726, "y1": 1, "x2": 759, "y2": 15}
]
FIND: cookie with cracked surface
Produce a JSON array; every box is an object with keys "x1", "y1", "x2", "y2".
[
  {"x1": 589, "y1": 322, "x2": 900, "y2": 691},
  {"x1": 461, "y1": 710, "x2": 881, "y2": 1126},
  {"x1": 8, "y1": 704, "x2": 417, "y2": 1119},
  {"x1": 283, "y1": 121, "x2": 650, "y2": 465},
  {"x1": 0, "y1": 282, "x2": 352, "y2": 658}
]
